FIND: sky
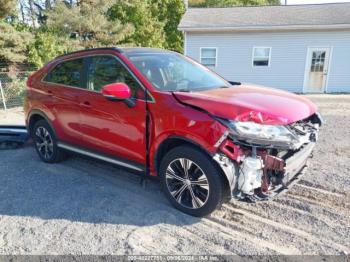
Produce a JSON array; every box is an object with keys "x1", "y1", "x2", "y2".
[{"x1": 285, "y1": 0, "x2": 350, "y2": 4}]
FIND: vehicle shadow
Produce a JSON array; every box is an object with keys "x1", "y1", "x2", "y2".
[{"x1": 0, "y1": 143, "x2": 200, "y2": 227}]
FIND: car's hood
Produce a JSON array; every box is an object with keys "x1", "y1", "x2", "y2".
[{"x1": 173, "y1": 84, "x2": 317, "y2": 125}]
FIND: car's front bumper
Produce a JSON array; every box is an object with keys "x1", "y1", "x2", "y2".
[
  {"x1": 266, "y1": 142, "x2": 315, "y2": 198},
  {"x1": 213, "y1": 141, "x2": 316, "y2": 202},
  {"x1": 214, "y1": 113, "x2": 322, "y2": 201}
]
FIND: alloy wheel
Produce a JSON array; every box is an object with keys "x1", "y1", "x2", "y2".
[
  {"x1": 165, "y1": 158, "x2": 210, "y2": 209},
  {"x1": 35, "y1": 126, "x2": 54, "y2": 160}
]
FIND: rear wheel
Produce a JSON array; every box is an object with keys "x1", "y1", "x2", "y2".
[
  {"x1": 32, "y1": 120, "x2": 65, "y2": 163},
  {"x1": 159, "y1": 145, "x2": 224, "y2": 217}
]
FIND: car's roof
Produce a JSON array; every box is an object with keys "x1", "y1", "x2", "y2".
[{"x1": 55, "y1": 47, "x2": 171, "y2": 60}]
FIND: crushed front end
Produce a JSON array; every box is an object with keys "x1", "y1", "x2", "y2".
[{"x1": 213, "y1": 113, "x2": 323, "y2": 202}]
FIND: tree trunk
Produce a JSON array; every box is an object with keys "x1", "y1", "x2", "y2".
[
  {"x1": 20, "y1": 1, "x2": 26, "y2": 23},
  {"x1": 28, "y1": 0, "x2": 36, "y2": 28},
  {"x1": 45, "y1": 0, "x2": 51, "y2": 9}
]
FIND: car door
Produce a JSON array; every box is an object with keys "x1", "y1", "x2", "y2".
[
  {"x1": 42, "y1": 58, "x2": 86, "y2": 145},
  {"x1": 78, "y1": 55, "x2": 147, "y2": 165}
]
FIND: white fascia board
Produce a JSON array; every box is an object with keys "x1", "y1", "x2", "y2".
[{"x1": 178, "y1": 24, "x2": 350, "y2": 32}]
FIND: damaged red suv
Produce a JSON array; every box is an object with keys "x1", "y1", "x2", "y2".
[{"x1": 25, "y1": 48, "x2": 322, "y2": 217}]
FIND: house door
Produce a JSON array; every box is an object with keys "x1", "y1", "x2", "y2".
[{"x1": 304, "y1": 47, "x2": 331, "y2": 93}]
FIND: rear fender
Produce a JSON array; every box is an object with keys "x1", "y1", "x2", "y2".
[{"x1": 27, "y1": 109, "x2": 56, "y2": 136}]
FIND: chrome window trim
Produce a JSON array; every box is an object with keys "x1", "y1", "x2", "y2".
[{"x1": 41, "y1": 53, "x2": 155, "y2": 103}]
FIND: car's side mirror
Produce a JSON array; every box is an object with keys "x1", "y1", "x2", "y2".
[{"x1": 101, "y1": 83, "x2": 135, "y2": 107}]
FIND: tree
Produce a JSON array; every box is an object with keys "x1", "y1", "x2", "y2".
[
  {"x1": 28, "y1": 31, "x2": 72, "y2": 67},
  {"x1": 0, "y1": 0, "x2": 16, "y2": 19},
  {"x1": 0, "y1": 0, "x2": 34, "y2": 65},
  {"x1": 0, "y1": 22, "x2": 33, "y2": 63},
  {"x1": 46, "y1": 0, "x2": 134, "y2": 48},
  {"x1": 189, "y1": 0, "x2": 280, "y2": 7},
  {"x1": 109, "y1": 0, "x2": 166, "y2": 48},
  {"x1": 109, "y1": 0, "x2": 185, "y2": 52},
  {"x1": 150, "y1": 0, "x2": 185, "y2": 52}
]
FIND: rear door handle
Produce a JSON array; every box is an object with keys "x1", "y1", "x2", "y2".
[{"x1": 47, "y1": 90, "x2": 53, "y2": 96}]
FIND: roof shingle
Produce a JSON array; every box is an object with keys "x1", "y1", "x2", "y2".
[{"x1": 178, "y1": 3, "x2": 350, "y2": 31}]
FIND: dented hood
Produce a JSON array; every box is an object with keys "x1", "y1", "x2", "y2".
[{"x1": 174, "y1": 84, "x2": 317, "y2": 125}]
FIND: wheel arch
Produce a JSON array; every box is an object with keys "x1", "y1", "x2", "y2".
[
  {"x1": 154, "y1": 136, "x2": 231, "y2": 199},
  {"x1": 28, "y1": 110, "x2": 55, "y2": 137},
  {"x1": 154, "y1": 136, "x2": 210, "y2": 172}
]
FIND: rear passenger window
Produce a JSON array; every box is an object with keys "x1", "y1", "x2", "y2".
[
  {"x1": 87, "y1": 56, "x2": 143, "y2": 98},
  {"x1": 44, "y1": 58, "x2": 84, "y2": 88}
]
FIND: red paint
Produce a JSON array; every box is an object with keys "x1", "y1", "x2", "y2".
[
  {"x1": 101, "y1": 83, "x2": 132, "y2": 99},
  {"x1": 25, "y1": 48, "x2": 318, "y2": 177},
  {"x1": 219, "y1": 140, "x2": 243, "y2": 162},
  {"x1": 174, "y1": 85, "x2": 317, "y2": 125}
]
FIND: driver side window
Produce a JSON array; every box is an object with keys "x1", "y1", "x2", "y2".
[{"x1": 87, "y1": 56, "x2": 143, "y2": 98}]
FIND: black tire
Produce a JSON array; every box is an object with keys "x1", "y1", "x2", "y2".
[
  {"x1": 31, "y1": 119, "x2": 65, "y2": 163},
  {"x1": 159, "y1": 145, "x2": 224, "y2": 217}
]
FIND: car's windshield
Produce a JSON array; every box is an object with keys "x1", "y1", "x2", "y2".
[{"x1": 126, "y1": 52, "x2": 229, "y2": 92}]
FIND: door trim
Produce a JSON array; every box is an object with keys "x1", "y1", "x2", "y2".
[
  {"x1": 57, "y1": 142, "x2": 145, "y2": 172},
  {"x1": 303, "y1": 46, "x2": 332, "y2": 93}
]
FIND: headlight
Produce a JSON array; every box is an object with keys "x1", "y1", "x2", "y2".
[{"x1": 228, "y1": 121, "x2": 299, "y2": 148}]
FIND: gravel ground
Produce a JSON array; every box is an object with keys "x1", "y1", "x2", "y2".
[
  {"x1": 0, "y1": 95, "x2": 349, "y2": 255},
  {"x1": 0, "y1": 107, "x2": 25, "y2": 126}
]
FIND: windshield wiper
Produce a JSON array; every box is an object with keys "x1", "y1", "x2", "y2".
[
  {"x1": 228, "y1": 81, "x2": 241, "y2": 86},
  {"x1": 174, "y1": 88, "x2": 191, "y2": 92}
]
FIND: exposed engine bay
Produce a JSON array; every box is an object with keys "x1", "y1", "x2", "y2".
[{"x1": 214, "y1": 113, "x2": 323, "y2": 202}]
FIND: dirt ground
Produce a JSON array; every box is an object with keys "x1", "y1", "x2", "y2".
[{"x1": 0, "y1": 95, "x2": 349, "y2": 255}]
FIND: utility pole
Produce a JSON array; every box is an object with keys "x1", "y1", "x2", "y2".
[{"x1": 0, "y1": 81, "x2": 7, "y2": 111}]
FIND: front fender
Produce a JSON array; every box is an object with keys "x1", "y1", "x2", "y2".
[{"x1": 149, "y1": 120, "x2": 228, "y2": 176}]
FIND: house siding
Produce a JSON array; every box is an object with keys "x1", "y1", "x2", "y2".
[{"x1": 185, "y1": 30, "x2": 350, "y2": 93}]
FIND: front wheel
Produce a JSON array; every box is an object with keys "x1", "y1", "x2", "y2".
[{"x1": 159, "y1": 146, "x2": 225, "y2": 217}]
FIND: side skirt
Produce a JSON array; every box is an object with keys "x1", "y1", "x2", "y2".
[{"x1": 57, "y1": 142, "x2": 145, "y2": 173}]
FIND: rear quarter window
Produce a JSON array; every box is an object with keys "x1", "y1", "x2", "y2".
[{"x1": 43, "y1": 58, "x2": 84, "y2": 88}]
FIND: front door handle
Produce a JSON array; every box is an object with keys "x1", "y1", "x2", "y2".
[{"x1": 81, "y1": 101, "x2": 91, "y2": 107}]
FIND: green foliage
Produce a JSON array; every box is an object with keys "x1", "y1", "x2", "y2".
[
  {"x1": 3, "y1": 75, "x2": 27, "y2": 106},
  {"x1": 150, "y1": 0, "x2": 185, "y2": 52},
  {"x1": 110, "y1": 0, "x2": 166, "y2": 48},
  {"x1": 1, "y1": 0, "x2": 280, "y2": 67},
  {"x1": 189, "y1": 0, "x2": 280, "y2": 7},
  {"x1": 109, "y1": 0, "x2": 185, "y2": 52},
  {"x1": 28, "y1": 32, "x2": 71, "y2": 68},
  {"x1": 0, "y1": 21, "x2": 33, "y2": 63},
  {"x1": 0, "y1": 0, "x2": 16, "y2": 19},
  {"x1": 46, "y1": 0, "x2": 134, "y2": 48}
]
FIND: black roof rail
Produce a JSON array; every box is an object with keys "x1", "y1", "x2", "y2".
[{"x1": 55, "y1": 47, "x2": 122, "y2": 59}]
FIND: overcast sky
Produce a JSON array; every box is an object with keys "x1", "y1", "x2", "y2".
[{"x1": 286, "y1": 0, "x2": 350, "y2": 4}]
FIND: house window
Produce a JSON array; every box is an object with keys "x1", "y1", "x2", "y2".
[
  {"x1": 200, "y1": 48, "x2": 217, "y2": 67},
  {"x1": 252, "y1": 47, "x2": 271, "y2": 67}
]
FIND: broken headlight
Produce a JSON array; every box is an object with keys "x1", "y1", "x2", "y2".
[{"x1": 227, "y1": 121, "x2": 299, "y2": 148}]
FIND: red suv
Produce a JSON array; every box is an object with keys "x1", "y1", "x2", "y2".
[{"x1": 25, "y1": 48, "x2": 322, "y2": 217}]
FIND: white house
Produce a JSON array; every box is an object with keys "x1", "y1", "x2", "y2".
[{"x1": 178, "y1": 3, "x2": 350, "y2": 93}]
